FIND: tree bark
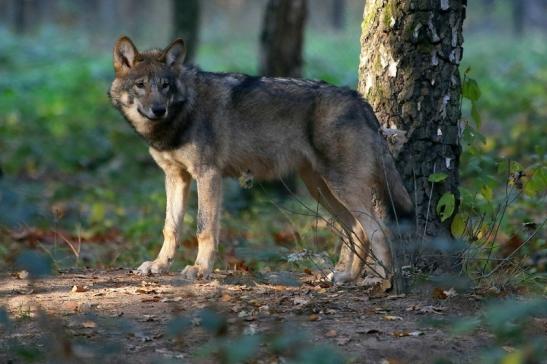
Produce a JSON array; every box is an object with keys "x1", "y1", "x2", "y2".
[
  {"x1": 331, "y1": 0, "x2": 346, "y2": 31},
  {"x1": 512, "y1": 0, "x2": 524, "y2": 36},
  {"x1": 259, "y1": 0, "x2": 307, "y2": 78},
  {"x1": 172, "y1": 0, "x2": 200, "y2": 62},
  {"x1": 357, "y1": 0, "x2": 466, "y2": 270}
]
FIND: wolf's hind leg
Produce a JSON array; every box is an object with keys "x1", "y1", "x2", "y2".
[
  {"x1": 136, "y1": 168, "x2": 192, "y2": 275},
  {"x1": 181, "y1": 169, "x2": 222, "y2": 280},
  {"x1": 299, "y1": 166, "x2": 366, "y2": 284},
  {"x1": 325, "y1": 176, "x2": 393, "y2": 289}
]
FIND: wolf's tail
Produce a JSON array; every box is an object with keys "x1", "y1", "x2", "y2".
[{"x1": 381, "y1": 156, "x2": 414, "y2": 220}]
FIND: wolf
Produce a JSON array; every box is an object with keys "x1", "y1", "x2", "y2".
[{"x1": 108, "y1": 36, "x2": 413, "y2": 289}]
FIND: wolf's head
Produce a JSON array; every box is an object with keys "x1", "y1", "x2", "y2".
[{"x1": 109, "y1": 36, "x2": 188, "y2": 134}]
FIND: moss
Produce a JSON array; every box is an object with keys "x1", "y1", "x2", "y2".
[
  {"x1": 361, "y1": 0, "x2": 382, "y2": 34},
  {"x1": 373, "y1": 53, "x2": 383, "y2": 74},
  {"x1": 383, "y1": 0, "x2": 398, "y2": 28}
]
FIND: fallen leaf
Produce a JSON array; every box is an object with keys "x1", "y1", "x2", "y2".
[
  {"x1": 308, "y1": 314, "x2": 320, "y2": 321},
  {"x1": 82, "y1": 320, "x2": 96, "y2": 329},
  {"x1": 384, "y1": 315, "x2": 403, "y2": 321},
  {"x1": 392, "y1": 330, "x2": 424, "y2": 337},
  {"x1": 432, "y1": 287, "x2": 447, "y2": 299},
  {"x1": 62, "y1": 301, "x2": 79, "y2": 312},
  {"x1": 16, "y1": 271, "x2": 29, "y2": 279},
  {"x1": 444, "y1": 288, "x2": 457, "y2": 298},
  {"x1": 293, "y1": 297, "x2": 309, "y2": 305},
  {"x1": 71, "y1": 285, "x2": 88, "y2": 293},
  {"x1": 386, "y1": 294, "x2": 406, "y2": 300},
  {"x1": 136, "y1": 288, "x2": 158, "y2": 295},
  {"x1": 325, "y1": 329, "x2": 337, "y2": 338},
  {"x1": 406, "y1": 304, "x2": 446, "y2": 314},
  {"x1": 141, "y1": 296, "x2": 161, "y2": 303},
  {"x1": 336, "y1": 336, "x2": 351, "y2": 346},
  {"x1": 142, "y1": 315, "x2": 156, "y2": 322},
  {"x1": 221, "y1": 294, "x2": 233, "y2": 302}
]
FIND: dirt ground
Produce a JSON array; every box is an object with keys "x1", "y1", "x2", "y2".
[{"x1": 0, "y1": 269, "x2": 494, "y2": 363}]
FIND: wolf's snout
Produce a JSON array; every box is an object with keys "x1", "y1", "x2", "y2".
[{"x1": 152, "y1": 106, "x2": 166, "y2": 118}]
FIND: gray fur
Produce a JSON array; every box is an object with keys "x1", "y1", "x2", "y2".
[{"x1": 109, "y1": 36, "x2": 413, "y2": 289}]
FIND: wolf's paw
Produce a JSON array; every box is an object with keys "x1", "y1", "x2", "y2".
[
  {"x1": 180, "y1": 264, "x2": 211, "y2": 281},
  {"x1": 135, "y1": 260, "x2": 170, "y2": 275}
]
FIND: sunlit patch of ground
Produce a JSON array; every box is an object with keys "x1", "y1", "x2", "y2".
[{"x1": 0, "y1": 269, "x2": 494, "y2": 363}]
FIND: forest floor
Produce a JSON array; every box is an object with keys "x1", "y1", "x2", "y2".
[{"x1": 0, "y1": 269, "x2": 501, "y2": 363}]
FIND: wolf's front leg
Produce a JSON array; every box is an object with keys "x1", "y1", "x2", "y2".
[
  {"x1": 137, "y1": 168, "x2": 192, "y2": 275},
  {"x1": 181, "y1": 169, "x2": 222, "y2": 280}
]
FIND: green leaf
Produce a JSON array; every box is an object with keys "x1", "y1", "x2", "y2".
[
  {"x1": 471, "y1": 101, "x2": 481, "y2": 127},
  {"x1": 436, "y1": 192, "x2": 456, "y2": 222},
  {"x1": 451, "y1": 212, "x2": 467, "y2": 237},
  {"x1": 480, "y1": 185, "x2": 493, "y2": 201},
  {"x1": 462, "y1": 78, "x2": 481, "y2": 101},
  {"x1": 524, "y1": 166, "x2": 547, "y2": 197},
  {"x1": 428, "y1": 172, "x2": 448, "y2": 183},
  {"x1": 510, "y1": 161, "x2": 523, "y2": 173}
]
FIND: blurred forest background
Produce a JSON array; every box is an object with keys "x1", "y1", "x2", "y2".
[{"x1": 0, "y1": 0, "x2": 545, "y2": 284}]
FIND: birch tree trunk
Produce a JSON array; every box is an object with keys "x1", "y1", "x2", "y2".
[{"x1": 357, "y1": 0, "x2": 466, "y2": 269}]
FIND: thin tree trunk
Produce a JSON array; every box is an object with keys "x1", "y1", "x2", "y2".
[
  {"x1": 512, "y1": 0, "x2": 524, "y2": 36},
  {"x1": 357, "y1": 0, "x2": 466, "y2": 272},
  {"x1": 331, "y1": 0, "x2": 346, "y2": 31},
  {"x1": 259, "y1": 0, "x2": 307, "y2": 77},
  {"x1": 172, "y1": 0, "x2": 200, "y2": 62}
]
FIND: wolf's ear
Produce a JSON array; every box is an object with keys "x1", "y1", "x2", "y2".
[
  {"x1": 163, "y1": 38, "x2": 186, "y2": 67},
  {"x1": 113, "y1": 36, "x2": 138, "y2": 75}
]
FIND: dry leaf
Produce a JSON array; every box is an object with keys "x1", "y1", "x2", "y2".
[
  {"x1": 432, "y1": 287, "x2": 447, "y2": 299},
  {"x1": 136, "y1": 288, "x2": 158, "y2": 295},
  {"x1": 444, "y1": 288, "x2": 457, "y2": 298},
  {"x1": 308, "y1": 314, "x2": 320, "y2": 321},
  {"x1": 386, "y1": 293, "x2": 406, "y2": 300},
  {"x1": 325, "y1": 329, "x2": 337, "y2": 338},
  {"x1": 406, "y1": 304, "x2": 446, "y2": 314},
  {"x1": 384, "y1": 315, "x2": 403, "y2": 321},
  {"x1": 82, "y1": 320, "x2": 96, "y2": 329},
  {"x1": 392, "y1": 330, "x2": 424, "y2": 337},
  {"x1": 293, "y1": 297, "x2": 309, "y2": 305},
  {"x1": 221, "y1": 294, "x2": 233, "y2": 302},
  {"x1": 336, "y1": 336, "x2": 351, "y2": 346},
  {"x1": 16, "y1": 270, "x2": 29, "y2": 279},
  {"x1": 141, "y1": 296, "x2": 161, "y2": 303},
  {"x1": 71, "y1": 285, "x2": 88, "y2": 293}
]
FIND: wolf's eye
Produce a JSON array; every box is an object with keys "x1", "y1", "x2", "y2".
[
  {"x1": 135, "y1": 81, "x2": 145, "y2": 89},
  {"x1": 162, "y1": 82, "x2": 170, "y2": 89}
]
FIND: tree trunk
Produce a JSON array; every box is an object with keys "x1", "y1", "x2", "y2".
[
  {"x1": 259, "y1": 0, "x2": 307, "y2": 77},
  {"x1": 331, "y1": 0, "x2": 346, "y2": 31},
  {"x1": 512, "y1": 0, "x2": 524, "y2": 36},
  {"x1": 357, "y1": 1, "x2": 466, "y2": 271},
  {"x1": 172, "y1": 0, "x2": 200, "y2": 62}
]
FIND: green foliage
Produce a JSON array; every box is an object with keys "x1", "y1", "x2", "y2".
[
  {"x1": 436, "y1": 192, "x2": 455, "y2": 222},
  {"x1": 454, "y1": 34, "x2": 547, "y2": 286},
  {"x1": 428, "y1": 172, "x2": 448, "y2": 183}
]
